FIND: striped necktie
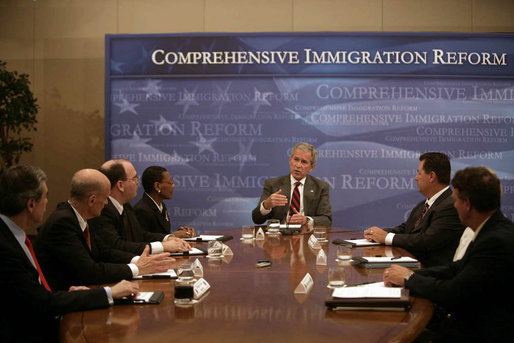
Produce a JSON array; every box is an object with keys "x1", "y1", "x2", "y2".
[
  {"x1": 414, "y1": 202, "x2": 429, "y2": 228},
  {"x1": 289, "y1": 181, "x2": 301, "y2": 216}
]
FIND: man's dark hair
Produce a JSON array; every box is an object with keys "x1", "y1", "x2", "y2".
[
  {"x1": 141, "y1": 166, "x2": 167, "y2": 193},
  {"x1": 420, "y1": 152, "x2": 451, "y2": 185},
  {"x1": 100, "y1": 161, "x2": 127, "y2": 189},
  {"x1": 0, "y1": 165, "x2": 47, "y2": 216},
  {"x1": 451, "y1": 166, "x2": 501, "y2": 212}
]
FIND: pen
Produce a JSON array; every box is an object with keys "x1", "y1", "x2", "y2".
[
  {"x1": 351, "y1": 281, "x2": 376, "y2": 287},
  {"x1": 391, "y1": 256, "x2": 402, "y2": 260}
]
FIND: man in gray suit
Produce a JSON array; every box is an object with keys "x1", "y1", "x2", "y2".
[{"x1": 252, "y1": 142, "x2": 332, "y2": 228}]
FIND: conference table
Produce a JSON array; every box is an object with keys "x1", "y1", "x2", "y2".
[{"x1": 60, "y1": 227, "x2": 434, "y2": 343}]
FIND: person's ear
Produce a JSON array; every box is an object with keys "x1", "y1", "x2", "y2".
[
  {"x1": 88, "y1": 194, "x2": 96, "y2": 207},
  {"x1": 116, "y1": 180, "x2": 124, "y2": 192},
  {"x1": 26, "y1": 198, "x2": 36, "y2": 213}
]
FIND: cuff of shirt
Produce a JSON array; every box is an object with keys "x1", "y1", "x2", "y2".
[
  {"x1": 260, "y1": 201, "x2": 271, "y2": 215},
  {"x1": 128, "y1": 263, "x2": 139, "y2": 277},
  {"x1": 163, "y1": 234, "x2": 172, "y2": 241},
  {"x1": 104, "y1": 286, "x2": 114, "y2": 306},
  {"x1": 385, "y1": 232, "x2": 395, "y2": 246},
  {"x1": 306, "y1": 216, "x2": 314, "y2": 229},
  {"x1": 130, "y1": 255, "x2": 140, "y2": 264},
  {"x1": 150, "y1": 242, "x2": 164, "y2": 254}
]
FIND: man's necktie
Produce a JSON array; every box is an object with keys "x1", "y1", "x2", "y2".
[
  {"x1": 414, "y1": 202, "x2": 429, "y2": 228},
  {"x1": 24, "y1": 236, "x2": 52, "y2": 292},
  {"x1": 83, "y1": 224, "x2": 91, "y2": 250},
  {"x1": 289, "y1": 181, "x2": 301, "y2": 216},
  {"x1": 121, "y1": 211, "x2": 134, "y2": 241}
]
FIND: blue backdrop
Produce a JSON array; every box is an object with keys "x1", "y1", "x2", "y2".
[{"x1": 105, "y1": 32, "x2": 514, "y2": 233}]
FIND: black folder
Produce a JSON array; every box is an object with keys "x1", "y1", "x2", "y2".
[
  {"x1": 325, "y1": 289, "x2": 411, "y2": 311},
  {"x1": 184, "y1": 235, "x2": 233, "y2": 242},
  {"x1": 352, "y1": 256, "x2": 421, "y2": 269},
  {"x1": 114, "y1": 291, "x2": 165, "y2": 305},
  {"x1": 169, "y1": 247, "x2": 208, "y2": 256}
]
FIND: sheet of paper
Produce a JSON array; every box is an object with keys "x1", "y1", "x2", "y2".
[
  {"x1": 279, "y1": 224, "x2": 301, "y2": 229},
  {"x1": 344, "y1": 238, "x2": 381, "y2": 246},
  {"x1": 135, "y1": 292, "x2": 154, "y2": 302},
  {"x1": 332, "y1": 287, "x2": 402, "y2": 299},
  {"x1": 189, "y1": 247, "x2": 206, "y2": 255},
  {"x1": 184, "y1": 235, "x2": 223, "y2": 241},
  {"x1": 363, "y1": 256, "x2": 418, "y2": 263},
  {"x1": 133, "y1": 269, "x2": 177, "y2": 279}
]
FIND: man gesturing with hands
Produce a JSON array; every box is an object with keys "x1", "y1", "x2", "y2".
[{"x1": 252, "y1": 142, "x2": 332, "y2": 229}]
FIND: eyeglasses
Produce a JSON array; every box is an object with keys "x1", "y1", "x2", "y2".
[
  {"x1": 122, "y1": 175, "x2": 139, "y2": 183},
  {"x1": 160, "y1": 180, "x2": 174, "y2": 186}
]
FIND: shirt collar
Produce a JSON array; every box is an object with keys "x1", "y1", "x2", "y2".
[
  {"x1": 0, "y1": 214, "x2": 26, "y2": 247},
  {"x1": 67, "y1": 201, "x2": 88, "y2": 231},
  {"x1": 290, "y1": 175, "x2": 306, "y2": 187},
  {"x1": 426, "y1": 186, "x2": 450, "y2": 208},
  {"x1": 109, "y1": 196, "x2": 124, "y2": 215},
  {"x1": 145, "y1": 193, "x2": 163, "y2": 212},
  {"x1": 472, "y1": 214, "x2": 493, "y2": 241}
]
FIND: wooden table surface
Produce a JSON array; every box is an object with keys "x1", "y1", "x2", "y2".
[{"x1": 60, "y1": 227, "x2": 433, "y2": 343}]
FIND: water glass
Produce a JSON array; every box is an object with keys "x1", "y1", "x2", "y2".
[
  {"x1": 328, "y1": 267, "x2": 346, "y2": 288},
  {"x1": 313, "y1": 226, "x2": 328, "y2": 242},
  {"x1": 241, "y1": 225, "x2": 255, "y2": 240},
  {"x1": 207, "y1": 240, "x2": 223, "y2": 258},
  {"x1": 177, "y1": 262, "x2": 195, "y2": 282},
  {"x1": 267, "y1": 219, "x2": 280, "y2": 234},
  {"x1": 337, "y1": 244, "x2": 352, "y2": 261}
]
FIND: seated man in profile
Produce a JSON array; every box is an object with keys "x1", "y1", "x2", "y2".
[
  {"x1": 364, "y1": 152, "x2": 465, "y2": 267},
  {"x1": 35, "y1": 169, "x2": 175, "y2": 291},
  {"x1": 252, "y1": 142, "x2": 332, "y2": 229},
  {"x1": 89, "y1": 159, "x2": 191, "y2": 256},
  {"x1": 0, "y1": 166, "x2": 139, "y2": 343},
  {"x1": 383, "y1": 166, "x2": 514, "y2": 342}
]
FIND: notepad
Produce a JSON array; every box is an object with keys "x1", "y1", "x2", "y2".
[
  {"x1": 133, "y1": 269, "x2": 177, "y2": 279},
  {"x1": 342, "y1": 238, "x2": 382, "y2": 247}
]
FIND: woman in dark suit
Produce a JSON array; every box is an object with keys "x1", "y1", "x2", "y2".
[{"x1": 134, "y1": 166, "x2": 195, "y2": 238}]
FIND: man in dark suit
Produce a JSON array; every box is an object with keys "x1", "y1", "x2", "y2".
[
  {"x1": 89, "y1": 159, "x2": 190, "y2": 256},
  {"x1": 252, "y1": 142, "x2": 332, "y2": 228},
  {"x1": 134, "y1": 166, "x2": 195, "y2": 238},
  {"x1": 0, "y1": 165, "x2": 139, "y2": 343},
  {"x1": 364, "y1": 152, "x2": 465, "y2": 267},
  {"x1": 384, "y1": 166, "x2": 514, "y2": 342},
  {"x1": 35, "y1": 169, "x2": 174, "y2": 291}
]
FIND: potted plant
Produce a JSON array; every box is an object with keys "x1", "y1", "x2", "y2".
[{"x1": 0, "y1": 60, "x2": 38, "y2": 174}]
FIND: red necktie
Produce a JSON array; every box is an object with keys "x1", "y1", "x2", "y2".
[
  {"x1": 84, "y1": 225, "x2": 91, "y2": 250},
  {"x1": 289, "y1": 181, "x2": 301, "y2": 216},
  {"x1": 24, "y1": 236, "x2": 52, "y2": 292}
]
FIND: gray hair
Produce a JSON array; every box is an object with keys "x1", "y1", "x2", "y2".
[
  {"x1": 290, "y1": 142, "x2": 318, "y2": 165},
  {"x1": 0, "y1": 165, "x2": 47, "y2": 216}
]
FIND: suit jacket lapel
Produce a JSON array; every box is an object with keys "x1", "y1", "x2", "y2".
[
  {"x1": 303, "y1": 175, "x2": 316, "y2": 214},
  {"x1": 159, "y1": 202, "x2": 170, "y2": 232},
  {"x1": 410, "y1": 188, "x2": 452, "y2": 233}
]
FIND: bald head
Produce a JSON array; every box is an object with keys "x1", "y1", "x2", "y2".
[{"x1": 70, "y1": 169, "x2": 110, "y2": 201}]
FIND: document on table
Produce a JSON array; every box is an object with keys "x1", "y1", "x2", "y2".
[
  {"x1": 333, "y1": 287, "x2": 402, "y2": 299},
  {"x1": 363, "y1": 256, "x2": 417, "y2": 263},
  {"x1": 133, "y1": 269, "x2": 177, "y2": 279},
  {"x1": 184, "y1": 235, "x2": 223, "y2": 241},
  {"x1": 343, "y1": 238, "x2": 382, "y2": 247}
]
